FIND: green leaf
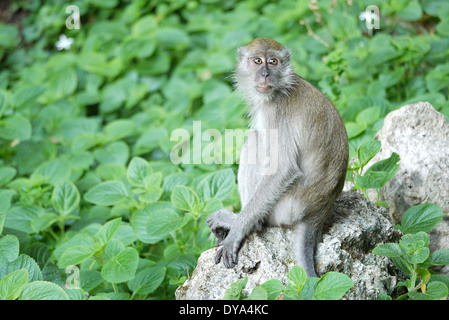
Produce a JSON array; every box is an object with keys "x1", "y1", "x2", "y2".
[
  {"x1": 355, "y1": 170, "x2": 389, "y2": 190},
  {"x1": 408, "y1": 281, "x2": 448, "y2": 300},
  {"x1": 223, "y1": 277, "x2": 247, "y2": 300},
  {"x1": 0, "y1": 212, "x2": 5, "y2": 235},
  {"x1": 131, "y1": 202, "x2": 177, "y2": 244},
  {"x1": 84, "y1": 181, "x2": 130, "y2": 206},
  {"x1": 0, "y1": 254, "x2": 42, "y2": 283},
  {"x1": 314, "y1": 272, "x2": 354, "y2": 300},
  {"x1": 53, "y1": 234, "x2": 95, "y2": 261},
  {"x1": 133, "y1": 127, "x2": 168, "y2": 155},
  {"x1": 20, "y1": 281, "x2": 69, "y2": 300},
  {"x1": 57, "y1": 245, "x2": 97, "y2": 269},
  {"x1": 430, "y1": 274, "x2": 449, "y2": 290},
  {"x1": 287, "y1": 266, "x2": 307, "y2": 293},
  {"x1": 138, "y1": 187, "x2": 163, "y2": 203},
  {"x1": 126, "y1": 156, "x2": 151, "y2": 187},
  {"x1": 356, "y1": 106, "x2": 381, "y2": 126},
  {"x1": 30, "y1": 158, "x2": 71, "y2": 185},
  {"x1": 0, "y1": 115, "x2": 32, "y2": 141},
  {"x1": 397, "y1": 0, "x2": 423, "y2": 21},
  {"x1": 171, "y1": 186, "x2": 200, "y2": 211},
  {"x1": 146, "y1": 208, "x2": 185, "y2": 238},
  {"x1": 64, "y1": 288, "x2": 87, "y2": 300},
  {"x1": 246, "y1": 286, "x2": 268, "y2": 300},
  {"x1": 357, "y1": 140, "x2": 381, "y2": 168},
  {"x1": 367, "y1": 152, "x2": 400, "y2": 173},
  {"x1": 379, "y1": 292, "x2": 392, "y2": 300},
  {"x1": 400, "y1": 232, "x2": 429, "y2": 249},
  {"x1": 80, "y1": 270, "x2": 103, "y2": 292},
  {"x1": 104, "y1": 119, "x2": 137, "y2": 141},
  {"x1": 101, "y1": 247, "x2": 139, "y2": 283},
  {"x1": 345, "y1": 122, "x2": 365, "y2": 139},
  {"x1": 46, "y1": 67, "x2": 78, "y2": 101},
  {"x1": 143, "y1": 172, "x2": 162, "y2": 189},
  {"x1": 162, "y1": 173, "x2": 192, "y2": 193},
  {"x1": 430, "y1": 249, "x2": 449, "y2": 266},
  {"x1": 301, "y1": 277, "x2": 319, "y2": 300},
  {"x1": 407, "y1": 247, "x2": 430, "y2": 264},
  {"x1": 128, "y1": 267, "x2": 166, "y2": 295},
  {"x1": 52, "y1": 181, "x2": 80, "y2": 217},
  {"x1": 31, "y1": 212, "x2": 59, "y2": 232},
  {"x1": 356, "y1": 152, "x2": 400, "y2": 190},
  {"x1": 398, "y1": 203, "x2": 445, "y2": 233},
  {"x1": 196, "y1": 168, "x2": 235, "y2": 202},
  {"x1": 260, "y1": 278, "x2": 284, "y2": 300},
  {"x1": 0, "y1": 166, "x2": 16, "y2": 187},
  {"x1": 155, "y1": 27, "x2": 190, "y2": 49},
  {"x1": 0, "y1": 269, "x2": 28, "y2": 300},
  {"x1": 0, "y1": 235, "x2": 20, "y2": 262},
  {"x1": 94, "y1": 141, "x2": 129, "y2": 165},
  {"x1": 372, "y1": 243, "x2": 407, "y2": 257},
  {"x1": 103, "y1": 240, "x2": 125, "y2": 260},
  {"x1": 416, "y1": 268, "x2": 431, "y2": 284},
  {"x1": 11, "y1": 85, "x2": 45, "y2": 110},
  {"x1": 94, "y1": 218, "x2": 122, "y2": 247},
  {"x1": 5, "y1": 205, "x2": 43, "y2": 234}
]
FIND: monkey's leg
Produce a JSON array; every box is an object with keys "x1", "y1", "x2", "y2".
[
  {"x1": 207, "y1": 209, "x2": 237, "y2": 247},
  {"x1": 292, "y1": 220, "x2": 321, "y2": 277},
  {"x1": 216, "y1": 170, "x2": 301, "y2": 268}
]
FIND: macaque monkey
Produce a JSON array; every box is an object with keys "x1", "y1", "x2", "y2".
[{"x1": 207, "y1": 38, "x2": 348, "y2": 277}]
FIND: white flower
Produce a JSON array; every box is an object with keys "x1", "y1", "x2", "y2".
[
  {"x1": 55, "y1": 34, "x2": 74, "y2": 51},
  {"x1": 359, "y1": 11, "x2": 379, "y2": 22}
]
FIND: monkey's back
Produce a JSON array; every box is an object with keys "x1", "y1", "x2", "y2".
[{"x1": 286, "y1": 75, "x2": 349, "y2": 218}]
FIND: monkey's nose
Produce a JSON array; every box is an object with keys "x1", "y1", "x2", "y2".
[{"x1": 261, "y1": 67, "x2": 269, "y2": 77}]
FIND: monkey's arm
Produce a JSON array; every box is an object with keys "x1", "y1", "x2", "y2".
[{"x1": 215, "y1": 165, "x2": 301, "y2": 268}]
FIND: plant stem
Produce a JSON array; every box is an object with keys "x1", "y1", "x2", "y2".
[
  {"x1": 47, "y1": 227, "x2": 60, "y2": 241},
  {"x1": 58, "y1": 218, "x2": 66, "y2": 240},
  {"x1": 409, "y1": 264, "x2": 417, "y2": 292},
  {"x1": 193, "y1": 217, "x2": 198, "y2": 248}
]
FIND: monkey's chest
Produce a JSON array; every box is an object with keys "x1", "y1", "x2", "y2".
[{"x1": 237, "y1": 130, "x2": 284, "y2": 205}]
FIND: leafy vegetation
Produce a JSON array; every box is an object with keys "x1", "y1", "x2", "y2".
[
  {"x1": 0, "y1": 0, "x2": 448, "y2": 299},
  {"x1": 373, "y1": 203, "x2": 449, "y2": 300},
  {"x1": 223, "y1": 266, "x2": 354, "y2": 300},
  {"x1": 347, "y1": 140, "x2": 400, "y2": 207}
]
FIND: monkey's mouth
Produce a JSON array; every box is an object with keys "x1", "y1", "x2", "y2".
[{"x1": 255, "y1": 84, "x2": 273, "y2": 94}]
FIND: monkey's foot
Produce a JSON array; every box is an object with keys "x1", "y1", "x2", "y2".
[{"x1": 214, "y1": 233, "x2": 242, "y2": 268}]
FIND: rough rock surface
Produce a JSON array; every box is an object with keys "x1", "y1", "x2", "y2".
[
  {"x1": 175, "y1": 192, "x2": 404, "y2": 300},
  {"x1": 364, "y1": 102, "x2": 449, "y2": 261}
]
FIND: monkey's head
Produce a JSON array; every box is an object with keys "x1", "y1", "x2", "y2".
[{"x1": 235, "y1": 38, "x2": 296, "y2": 104}]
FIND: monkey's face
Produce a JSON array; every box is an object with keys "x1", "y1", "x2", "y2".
[
  {"x1": 235, "y1": 38, "x2": 296, "y2": 102},
  {"x1": 249, "y1": 55, "x2": 281, "y2": 94}
]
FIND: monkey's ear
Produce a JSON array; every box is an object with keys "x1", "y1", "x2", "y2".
[
  {"x1": 279, "y1": 47, "x2": 292, "y2": 63},
  {"x1": 237, "y1": 46, "x2": 250, "y2": 62}
]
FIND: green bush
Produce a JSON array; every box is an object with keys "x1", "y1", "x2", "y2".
[{"x1": 0, "y1": 0, "x2": 448, "y2": 299}]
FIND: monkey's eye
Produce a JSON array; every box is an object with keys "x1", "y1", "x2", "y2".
[
  {"x1": 268, "y1": 58, "x2": 278, "y2": 65},
  {"x1": 253, "y1": 58, "x2": 263, "y2": 65}
]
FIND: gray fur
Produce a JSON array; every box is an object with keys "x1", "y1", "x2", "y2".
[{"x1": 207, "y1": 38, "x2": 348, "y2": 276}]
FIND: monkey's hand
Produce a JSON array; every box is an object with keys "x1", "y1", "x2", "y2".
[{"x1": 207, "y1": 209, "x2": 237, "y2": 246}]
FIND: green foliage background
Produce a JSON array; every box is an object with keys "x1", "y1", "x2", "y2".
[{"x1": 0, "y1": 0, "x2": 448, "y2": 299}]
